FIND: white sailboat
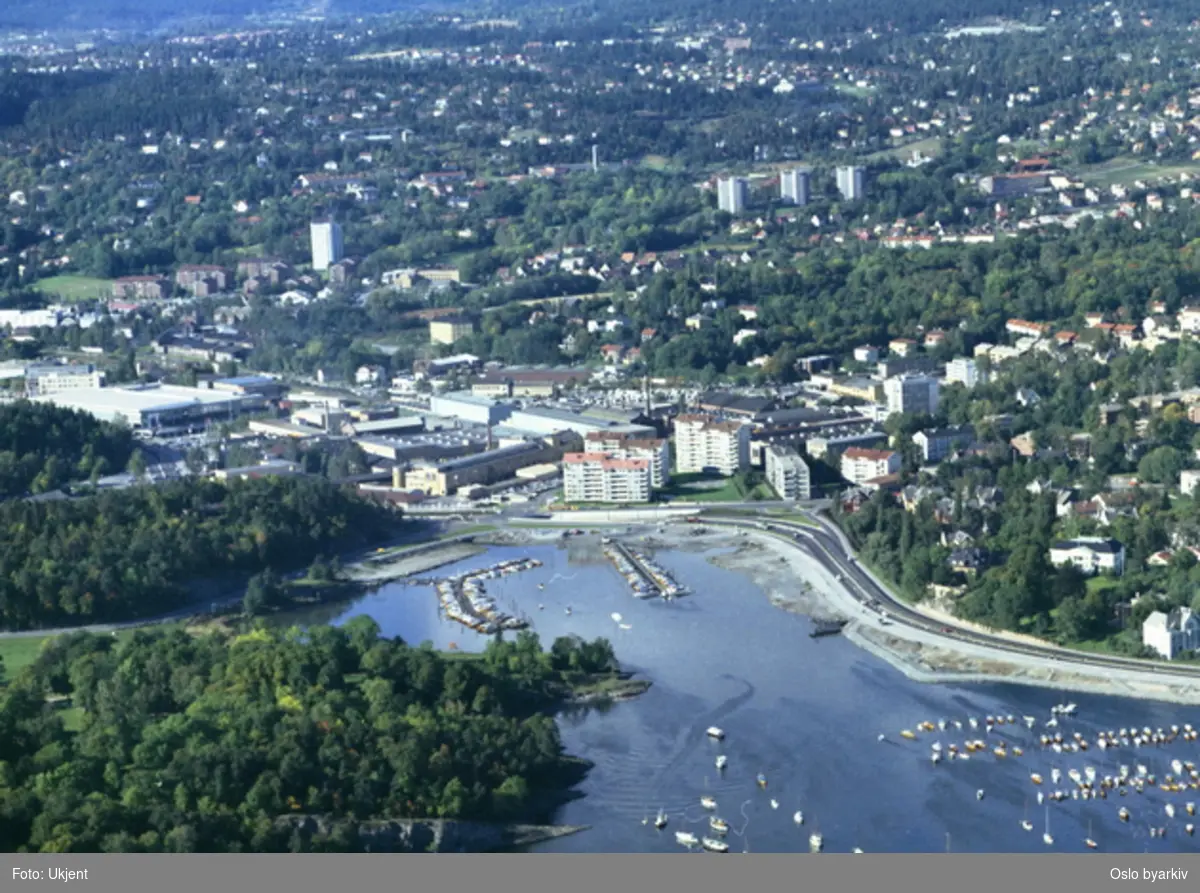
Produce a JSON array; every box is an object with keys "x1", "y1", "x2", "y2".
[
  {"x1": 793, "y1": 810, "x2": 804, "y2": 825},
  {"x1": 700, "y1": 796, "x2": 717, "y2": 811},
  {"x1": 1043, "y1": 807, "x2": 1054, "y2": 846},
  {"x1": 675, "y1": 831, "x2": 699, "y2": 848},
  {"x1": 809, "y1": 832, "x2": 823, "y2": 852},
  {"x1": 770, "y1": 799, "x2": 779, "y2": 810},
  {"x1": 715, "y1": 755, "x2": 728, "y2": 770},
  {"x1": 701, "y1": 837, "x2": 729, "y2": 853},
  {"x1": 654, "y1": 808, "x2": 668, "y2": 829},
  {"x1": 1085, "y1": 820, "x2": 1098, "y2": 850}
]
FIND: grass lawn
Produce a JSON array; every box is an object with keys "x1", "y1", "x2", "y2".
[
  {"x1": 866, "y1": 135, "x2": 943, "y2": 163},
  {"x1": 1080, "y1": 156, "x2": 1200, "y2": 188},
  {"x1": 31, "y1": 274, "x2": 113, "y2": 302},
  {"x1": 657, "y1": 472, "x2": 773, "y2": 504},
  {"x1": 0, "y1": 628, "x2": 141, "y2": 687}
]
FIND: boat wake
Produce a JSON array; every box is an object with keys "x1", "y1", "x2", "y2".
[
  {"x1": 658, "y1": 678, "x2": 757, "y2": 784},
  {"x1": 546, "y1": 573, "x2": 579, "y2": 585}
]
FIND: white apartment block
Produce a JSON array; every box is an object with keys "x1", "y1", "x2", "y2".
[
  {"x1": 945, "y1": 357, "x2": 984, "y2": 389},
  {"x1": 310, "y1": 220, "x2": 344, "y2": 272},
  {"x1": 25, "y1": 364, "x2": 105, "y2": 397},
  {"x1": 562, "y1": 452, "x2": 652, "y2": 504},
  {"x1": 840, "y1": 447, "x2": 900, "y2": 484},
  {"x1": 884, "y1": 374, "x2": 940, "y2": 417},
  {"x1": 584, "y1": 432, "x2": 670, "y2": 487},
  {"x1": 716, "y1": 177, "x2": 749, "y2": 214},
  {"x1": 673, "y1": 414, "x2": 750, "y2": 475},
  {"x1": 1181, "y1": 469, "x2": 1200, "y2": 497},
  {"x1": 764, "y1": 444, "x2": 812, "y2": 500}
]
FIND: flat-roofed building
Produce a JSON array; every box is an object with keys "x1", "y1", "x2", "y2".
[
  {"x1": 764, "y1": 443, "x2": 812, "y2": 500},
  {"x1": 32, "y1": 383, "x2": 248, "y2": 434},
  {"x1": 430, "y1": 317, "x2": 474, "y2": 345},
  {"x1": 584, "y1": 431, "x2": 670, "y2": 487},
  {"x1": 25, "y1": 363, "x2": 104, "y2": 396},
  {"x1": 841, "y1": 446, "x2": 900, "y2": 484},
  {"x1": 403, "y1": 440, "x2": 559, "y2": 496},
  {"x1": 562, "y1": 452, "x2": 652, "y2": 504},
  {"x1": 673, "y1": 414, "x2": 750, "y2": 475}
]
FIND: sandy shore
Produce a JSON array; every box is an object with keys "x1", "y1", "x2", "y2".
[{"x1": 527, "y1": 522, "x2": 1200, "y2": 707}]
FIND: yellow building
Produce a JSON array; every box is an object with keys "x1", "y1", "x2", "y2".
[{"x1": 430, "y1": 318, "x2": 474, "y2": 345}]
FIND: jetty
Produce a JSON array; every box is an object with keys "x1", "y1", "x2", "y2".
[
  {"x1": 810, "y1": 618, "x2": 848, "y2": 639},
  {"x1": 601, "y1": 538, "x2": 687, "y2": 599},
  {"x1": 434, "y1": 558, "x2": 542, "y2": 634}
]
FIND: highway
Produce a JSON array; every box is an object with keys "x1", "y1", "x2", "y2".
[{"x1": 699, "y1": 511, "x2": 1200, "y2": 685}]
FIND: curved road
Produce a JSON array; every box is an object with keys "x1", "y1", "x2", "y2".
[{"x1": 702, "y1": 511, "x2": 1200, "y2": 685}]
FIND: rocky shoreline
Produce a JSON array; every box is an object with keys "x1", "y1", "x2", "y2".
[{"x1": 276, "y1": 816, "x2": 588, "y2": 852}]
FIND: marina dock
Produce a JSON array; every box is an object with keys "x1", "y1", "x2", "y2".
[
  {"x1": 434, "y1": 558, "x2": 542, "y2": 635},
  {"x1": 602, "y1": 539, "x2": 687, "y2": 599}
]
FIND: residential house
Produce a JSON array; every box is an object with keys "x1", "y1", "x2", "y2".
[
  {"x1": 1048, "y1": 537, "x2": 1125, "y2": 575},
  {"x1": 1143, "y1": 607, "x2": 1200, "y2": 659}
]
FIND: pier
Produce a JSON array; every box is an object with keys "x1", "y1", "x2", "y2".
[
  {"x1": 434, "y1": 558, "x2": 542, "y2": 635},
  {"x1": 602, "y1": 539, "x2": 687, "y2": 599}
]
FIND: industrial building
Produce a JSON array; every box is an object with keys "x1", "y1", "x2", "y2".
[
  {"x1": 33, "y1": 383, "x2": 249, "y2": 434},
  {"x1": 505, "y1": 405, "x2": 655, "y2": 439},
  {"x1": 562, "y1": 452, "x2": 652, "y2": 504},
  {"x1": 402, "y1": 440, "x2": 560, "y2": 496},
  {"x1": 673, "y1": 414, "x2": 750, "y2": 475},
  {"x1": 429, "y1": 391, "x2": 513, "y2": 426},
  {"x1": 25, "y1": 363, "x2": 105, "y2": 397},
  {"x1": 764, "y1": 444, "x2": 812, "y2": 500}
]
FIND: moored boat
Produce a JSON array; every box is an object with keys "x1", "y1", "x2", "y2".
[
  {"x1": 701, "y1": 837, "x2": 729, "y2": 853},
  {"x1": 709, "y1": 817, "x2": 729, "y2": 835},
  {"x1": 706, "y1": 726, "x2": 725, "y2": 740},
  {"x1": 716, "y1": 755, "x2": 728, "y2": 771},
  {"x1": 793, "y1": 811, "x2": 804, "y2": 825},
  {"x1": 756, "y1": 773, "x2": 768, "y2": 789},
  {"x1": 700, "y1": 796, "x2": 717, "y2": 811},
  {"x1": 809, "y1": 833, "x2": 823, "y2": 852},
  {"x1": 675, "y1": 831, "x2": 699, "y2": 847},
  {"x1": 654, "y1": 809, "x2": 668, "y2": 829}
]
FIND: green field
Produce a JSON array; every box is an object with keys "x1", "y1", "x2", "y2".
[
  {"x1": 31, "y1": 274, "x2": 113, "y2": 301},
  {"x1": 867, "y1": 135, "x2": 944, "y2": 163},
  {"x1": 1080, "y1": 157, "x2": 1200, "y2": 189},
  {"x1": 0, "y1": 629, "x2": 140, "y2": 687},
  {"x1": 658, "y1": 472, "x2": 774, "y2": 504}
]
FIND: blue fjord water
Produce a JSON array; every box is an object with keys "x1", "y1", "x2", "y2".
[{"x1": 298, "y1": 543, "x2": 1200, "y2": 854}]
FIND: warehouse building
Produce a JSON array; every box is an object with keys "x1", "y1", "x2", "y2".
[
  {"x1": 33, "y1": 383, "x2": 249, "y2": 434},
  {"x1": 401, "y1": 439, "x2": 560, "y2": 496}
]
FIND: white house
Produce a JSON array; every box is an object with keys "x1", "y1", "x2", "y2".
[
  {"x1": 1143, "y1": 607, "x2": 1200, "y2": 659},
  {"x1": 1048, "y1": 537, "x2": 1125, "y2": 576},
  {"x1": 355, "y1": 365, "x2": 384, "y2": 386},
  {"x1": 1181, "y1": 469, "x2": 1200, "y2": 497}
]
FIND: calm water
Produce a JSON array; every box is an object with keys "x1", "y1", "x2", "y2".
[{"x1": 290, "y1": 542, "x2": 1200, "y2": 854}]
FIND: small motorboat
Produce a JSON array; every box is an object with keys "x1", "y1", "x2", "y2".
[
  {"x1": 537, "y1": 583, "x2": 545, "y2": 590},
  {"x1": 1166, "y1": 804, "x2": 1176, "y2": 819},
  {"x1": 1020, "y1": 820, "x2": 1034, "y2": 832},
  {"x1": 793, "y1": 811, "x2": 804, "y2": 825},
  {"x1": 1085, "y1": 838, "x2": 1098, "y2": 849},
  {"x1": 619, "y1": 624, "x2": 633, "y2": 630},
  {"x1": 706, "y1": 726, "x2": 725, "y2": 740},
  {"x1": 701, "y1": 837, "x2": 729, "y2": 853},
  {"x1": 878, "y1": 733, "x2": 886, "y2": 742},
  {"x1": 709, "y1": 817, "x2": 729, "y2": 835},
  {"x1": 716, "y1": 755, "x2": 728, "y2": 771},
  {"x1": 852, "y1": 847, "x2": 864, "y2": 854},
  {"x1": 1118, "y1": 808, "x2": 1130, "y2": 822},
  {"x1": 1187, "y1": 824, "x2": 1195, "y2": 837},
  {"x1": 770, "y1": 799, "x2": 779, "y2": 810},
  {"x1": 1031, "y1": 773, "x2": 1044, "y2": 785},
  {"x1": 977, "y1": 789, "x2": 985, "y2": 801},
  {"x1": 654, "y1": 809, "x2": 668, "y2": 829},
  {"x1": 809, "y1": 833, "x2": 823, "y2": 852},
  {"x1": 564, "y1": 607, "x2": 572, "y2": 616},
  {"x1": 700, "y1": 796, "x2": 717, "y2": 811},
  {"x1": 757, "y1": 773, "x2": 768, "y2": 789},
  {"x1": 675, "y1": 831, "x2": 699, "y2": 848},
  {"x1": 900, "y1": 730, "x2": 916, "y2": 740}
]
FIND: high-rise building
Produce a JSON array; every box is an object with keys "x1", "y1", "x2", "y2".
[
  {"x1": 835, "y1": 166, "x2": 866, "y2": 202},
  {"x1": 780, "y1": 168, "x2": 811, "y2": 206},
  {"x1": 764, "y1": 444, "x2": 812, "y2": 500},
  {"x1": 673, "y1": 414, "x2": 750, "y2": 475},
  {"x1": 310, "y1": 220, "x2": 344, "y2": 272},
  {"x1": 716, "y1": 177, "x2": 749, "y2": 214},
  {"x1": 584, "y1": 432, "x2": 670, "y2": 487},
  {"x1": 562, "y1": 452, "x2": 652, "y2": 504},
  {"x1": 883, "y1": 374, "x2": 940, "y2": 417}
]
